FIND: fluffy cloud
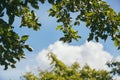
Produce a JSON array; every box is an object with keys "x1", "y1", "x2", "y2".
[{"x1": 36, "y1": 41, "x2": 113, "y2": 71}]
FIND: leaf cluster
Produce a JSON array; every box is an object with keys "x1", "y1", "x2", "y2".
[
  {"x1": 0, "y1": 0, "x2": 42, "y2": 69},
  {"x1": 48, "y1": 0, "x2": 120, "y2": 49},
  {"x1": 107, "y1": 61, "x2": 120, "y2": 76}
]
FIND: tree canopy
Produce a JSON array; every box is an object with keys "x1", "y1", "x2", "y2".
[
  {"x1": 48, "y1": 0, "x2": 120, "y2": 47},
  {"x1": 22, "y1": 53, "x2": 120, "y2": 80},
  {"x1": 0, "y1": 0, "x2": 120, "y2": 69},
  {"x1": 0, "y1": 0, "x2": 41, "y2": 70}
]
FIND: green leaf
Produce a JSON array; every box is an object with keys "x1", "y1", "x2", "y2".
[
  {"x1": 74, "y1": 21, "x2": 80, "y2": 26},
  {"x1": 0, "y1": 12, "x2": 4, "y2": 17},
  {"x1": 31, "y1": 3, "x2": 39, "y2": 9},
  {"x1": 95, "y1": 36, "x2": 99, "y2": 42},
  {"x1": 9, "y1": 59, "x2": 16, "y2": 64},
  {"x1": 87, "y1": 33, "x2": 94, "y2": 42},
  {"x1": 56, "y1": 25, "x2": 62, "y2": 30},
  {"x1": 11, "y1": 64, "x2": 16, "y2": 68},
  {"x1": 86, "y1": 12, "x2": 95, "y2": 17},
  {"x1": 8, "y1": 15, "x2": 15, "y2": 25},
  {"x1": 21, "y1": 35, "x2": 29, "y2": 41},
  {"x1": 4, "y1": 64, "x2": 8, "y2": 70},
  {"x1": 114, "y1": 40, "x2": 119, "y2": 46},
  {"x1": 25, "y1": 45, "x2": 33, "y2": 51},
  {"x1": 48, "y1": 0, "x2": 54, "y2": 4},
  {"x1": 103, "y1": 35, "x2": 108, "y2": 41},
  {"x1": 39, "y1": 0, "x2": 45, "y2": 3}
]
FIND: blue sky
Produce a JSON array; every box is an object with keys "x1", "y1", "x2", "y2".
[{"x1": 0, "y1": 0, "x2": 120, "y2": 80}]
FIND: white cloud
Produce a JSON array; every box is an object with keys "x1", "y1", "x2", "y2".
[
  {"x1": 1, "y1": 41, "x2": 118, "y2": 80},
  {"x1": 36, "y1": 41, "x2": 113, "y2": 71}
]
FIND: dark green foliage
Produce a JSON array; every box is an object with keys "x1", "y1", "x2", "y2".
[
  {"x1": 0, "y1": 19, "x2": 27, "y2": 70},
  {"x1": 0, "y1": 0, "x2": 41, "y2": 70},
  {"x1": 107, "y1": 61, "x2": 120, "y2": 76},
  {"x1": 48, "y1": 0, "x2": 120, "y2": 49},
  {"x1": 0, "y1": 0, "x2": 120, "y2": 70}
]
